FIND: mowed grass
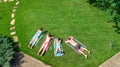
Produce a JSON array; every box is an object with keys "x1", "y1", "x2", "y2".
[
  {"x1": 0, "y1": 2, "x2": 15, "y2": 36},
  {"x1": 6, "y1": 0, "x2": 120, "y2": 67}
]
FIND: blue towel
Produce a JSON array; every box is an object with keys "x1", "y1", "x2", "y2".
[
  {"x1": 54, "y1": 38, "x2": 64, "y2": 57},
  {"x1": 30, "y1": 31, "x2": 44, "y2": 46},
  {"x1": 74, "y1": 39, "x2": 86, "y2": 48},
  {"x1": 34, "y1": 33, "x2": 44, "y2": 46}
]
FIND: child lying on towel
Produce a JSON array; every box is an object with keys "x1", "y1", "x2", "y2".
[{"x1": 54, "y1": 38, "x2": 64, "y2": 56}]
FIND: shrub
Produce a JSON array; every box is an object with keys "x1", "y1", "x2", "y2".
[
  {"x1": 87, "y1": 0, "x2": 120, "y2": 32},
  {"x1": 0, "y1": 34, "x2": 14, "y2": 67}
]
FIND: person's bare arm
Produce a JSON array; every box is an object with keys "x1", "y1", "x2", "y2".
[
  {"x1": 60, "y1": 40, "x2": 61, "y2": 43},
  {"x1": 51, "y1": 36, "x2": 54, "y2": 39},
  {"x1": 70, "y1": 36, "x2": 74, "y2": 39},
  {"x1": 65, "y1": 40, "x2": 69, "y2": 43}
]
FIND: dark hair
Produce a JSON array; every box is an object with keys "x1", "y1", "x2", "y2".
[
  {"x1": 39, "y1": 28, "x2": 43, "y2": 30},
  {"x1": 67, "y1": 37, "x2": 71, "y2": 40},
  {"x1": 48, "y1": 34, "x2": 51, "y2": 37},
  {"x1": 58, "y1": 37, "x2": 61, "y2": 41}
]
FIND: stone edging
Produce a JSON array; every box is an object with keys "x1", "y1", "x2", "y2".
[
  {"x1": 0, "y1": 0, "x2": 14, "y2": 3},
  {"x1": 8, "y1": 0, "x2": 20, "y2": 44}
]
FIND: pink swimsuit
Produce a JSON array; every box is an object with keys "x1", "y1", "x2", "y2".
[{"x1": 41, "y1": 42, "x2": 49, "y2": 50}]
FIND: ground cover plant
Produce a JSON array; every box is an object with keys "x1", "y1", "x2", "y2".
[{"x1": 1, "y1": 0, "x2": 120, "y2": 67}]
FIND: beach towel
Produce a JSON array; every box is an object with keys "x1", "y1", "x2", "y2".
[
  {"x1": 54, "y1": 38, "x2": 64, "y2": 57},
  {"x1": 66, "y1": 39, "x2": 86, "y2": 53},
  {"x1": 30, "y1": 31, "x2": 44, "y2": 46},
  {"x1": 40, "y1": 38, "x2": 53, "y2": 56}
]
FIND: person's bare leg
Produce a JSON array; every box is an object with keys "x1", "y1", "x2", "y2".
[
  {"x1": 28, "y1": 44, "x2": 31, "y2": 48},
  {"x1": 58, "y1": 48, "x2": 62, "y2": 53},
  {"x1": 28, "y1": 41, "x2": 33, "y2": 48},
  {"x1": 31, "y1": 38, "x2": 38, "y2": 49},
  {"x1": 30, "y1": 45, "x2": 34, "y2": 49},
  {"x1": 40, "y1": 49, "x2": 45, "y2": 56},
  {"x1": 40, "y1": 44, "x2": 48, "y2": 56},
  {"x1": 82, "y1": 48, "x2": 90, "y2": 54},
  {"x1": 37, "y1": 42, "x2": 46, "y2": 55},
  {"x1": 37, "y1": 47, "x2": 43, "y2": 55},
  {"x1": 78, "y1": 50, "x2": 87, "y2": 59},
  {"x1": 56, "y1": 48, "x2": 59, "y2": 54}
]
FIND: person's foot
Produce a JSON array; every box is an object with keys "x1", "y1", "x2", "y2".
[
  {"x1": 28, "y1": 45, "x2": 30, "y2": 48},
  {"x1": 88, "y1": 51, "x2": 91, "y2": 54},
  {"x1": 40, "y1": 54, "x2": 43, "y2": 56},
  {"x1": 30, "y1": 47, "x2": 33, "y2": 49},
  {"x1": 37, "y1": 53, "x2": 40, "y2": 55},
  {"x1": 85, "y1": 55, "x2": 88, "y2": 59}
]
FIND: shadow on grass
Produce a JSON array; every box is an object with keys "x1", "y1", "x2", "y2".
[
  {"x1": 0, "y1": 17, "x2": 2, "y2": 19},
  {"x1": 1, "y1": 35, "x2": 26, "y2": 67},
  {"x1": 0, "y1": 34, "x2": 25, "y2": 67},
  {"x1": 112, "y1": 26, "x2": 120, "y2": 34},
  {"x1": 87, "y1": 0, "x2": 96, "y2": 4},
  {"x1": 11, "y1": 52, "x2": 25, "y2": 67}
]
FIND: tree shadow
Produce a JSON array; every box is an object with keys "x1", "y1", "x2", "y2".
[
  {"x1": 11, "y1": 52, "x2": 26, "y2": 67},
  {"x1": 87, "y1": 0, "x2": 96, "y2": 4},
  {"x1": 0, "y1": 34, "x2": 25, "y2": 67},
  {"x1": 112, "y1": 26, "x2": 120, "y2": 34},
  {"x1": 43, "y1": 31, "x2": 48, "y2": 34},
  {"x1": 2, "y1": 36, "x2": 25, "y2": 67},
  {"x1": 0, "y1": 17, "x2": 2, "y2": 19}
]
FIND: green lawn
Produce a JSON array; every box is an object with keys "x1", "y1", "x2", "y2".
[
  {"x1": 1, "y1": 0, "x2": 120, "y2": 67},
  {"x1": 0, "y1": 2, "x2": 15, "y2": 36}
]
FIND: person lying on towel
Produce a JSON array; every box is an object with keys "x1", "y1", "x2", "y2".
[
  {"x1": 28, "y1": 28, "x2": 43, "y2": 49},
  {"x1": 55, "y1": 37, "x2": 62, "y2": 54},
  {"x1": 65, "y1": 36, "x2": 90, "y2": 59},
  {"x1": 37, "y1": 34, "x2": 54, "y2": 56}
]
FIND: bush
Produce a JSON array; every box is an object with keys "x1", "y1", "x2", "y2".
[
  {"x1": 87, "y1": 0, "x2": 120, "y2": 32},
  {"x1": 0, "y1": 34, "x2": 15, "y2": 67}
]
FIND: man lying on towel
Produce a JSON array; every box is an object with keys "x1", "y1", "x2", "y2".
[
  {"x1": 37, "y1": 34, "x2": 54, "y2": 56},
  {"x1": 65, "y1": 36, "x2": 90, "y2": 59}
]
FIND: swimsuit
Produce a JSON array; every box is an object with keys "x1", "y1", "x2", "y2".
[
  {"x1": 30, "y1": 30, "x2": 42, "y2": 45},
  {"x1": 56, "y1": 42, "x2": 61, "y2": 49},
  {"x1": 75, "y1": 44, "x2": 81, "y2": 50},
  {"x1": 41, "y1": 41, "x2": 49, "y2": 50}
]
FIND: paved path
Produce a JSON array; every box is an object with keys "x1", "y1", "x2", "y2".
[
  {"x1": 21, "y1": 53, "x2": 51, "y2": 67},
  {"x1": 99, "y1": 52, "x2": 120, "y2": 67},
  {"x1": 11, "y1": 52, "x2": 51, "y2": 67}
]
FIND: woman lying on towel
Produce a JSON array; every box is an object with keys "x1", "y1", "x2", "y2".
[
  {"x1": 28, "y1": 28, "x2": 43, "y2": 49},
  {"x1": 65, "y1": 36, "x2": 90, "y2": 59},
  {"x1": 37, "y1": 34, "x2": 54, "y2": 56}
]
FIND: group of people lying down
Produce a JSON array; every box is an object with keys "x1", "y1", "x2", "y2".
[{"x1": 28, "y1": 28, "x2": 91, "y2": 59}]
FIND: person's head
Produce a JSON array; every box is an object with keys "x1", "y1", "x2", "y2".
[
  {"x1": 66, "y1": 37, "x2": 71, "y2": 41},
  {"x1": 58, "y1": 37, "x2": 61, "y2": 41},
  {"x1": 39, "y1": 28, "x2": 43, "y2": 31},
  {"x1": 47, "y1": 34, "x2": 51, "y2": 37}
]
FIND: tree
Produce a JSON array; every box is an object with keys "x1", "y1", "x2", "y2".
[
  {"x1": 0, "y1": 34, "x2": 14, "y2": 67},
  {"x1": 87, "y1": 0, "x2": 120, "y2": 32}
]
